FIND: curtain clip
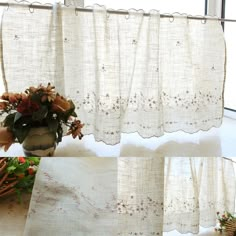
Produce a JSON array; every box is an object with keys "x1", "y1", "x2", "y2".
[
  {"x1": 75, "y1": 8, "x2": 78, "y2": 16},
  {"x1": 6, "y1": 3, "x2": 9, "y2": 11},
  {"x1": 169, "y1": 14, "x2": 174, "y2": 23},
  {"x1": 106, "y1": 11, "x2": 110, "y2": 20},
  {"x1": 29, "y1": 4, "x2": 34, "y2": 14},
  {"x1": 201, "y1": 17, "x2": 207, "y2": 24},
  {"x1": 125, "y1": 12, "x2": 130, "y2": 20}
]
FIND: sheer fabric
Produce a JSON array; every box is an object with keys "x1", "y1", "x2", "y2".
[
  {"x1": 24, "y1": 157, "x2": 118, "y2": 236},
  {"x1": 1, "y1": 5, "x2": 225, "y2": 144},
  {"x1": 23, "y1": 157, "x2": 235, "y2": 235},
  {"x1": 164, "y1": 157, "x2": 235, "y2": 234},
  {"x1": 0, "y1": 193, "x2": 31, "y2": 236}
]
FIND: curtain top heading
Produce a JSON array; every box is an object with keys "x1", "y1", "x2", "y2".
[{"x1": 1, "y1": 0, "x2": 236, "y2": 23}]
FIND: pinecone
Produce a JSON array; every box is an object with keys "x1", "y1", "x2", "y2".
[{"x1": 0, "y1": 158, "x2": 18, "y2": 198}]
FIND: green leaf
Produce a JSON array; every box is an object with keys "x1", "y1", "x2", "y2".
[
  {"x1": 14, "y1": 113, "x2": 32, "y2": 127},
  {"x1": 28, "y1": 157, "x2": 40, "y2": 165},
  {"x1": 6, "y1": 165, "x2": 17, "y2": 173},
  {"x1": 71, "y1": 111, "x2": 77, "y2": 117},
  {"x1": 30, "y1": 92, "x2": 42, "y2": 104},
  {"x1": 46, "y1": 117, "x2": 59, "y2": 133},
  {"x1": 13, "y1": 114, "x2": 32, "y2": 142},
  {"x1": 3, "y1": 113, "x2": 16, "y2": 129},
  {"x1": 56, "y1": 125, "x2": 63, "y2": 143},
  {"x1": 13, "y1": 125, "x2": 31, "y2": 143},
  {"x1": 32, "y1": 106, "x2": 48, "y2": 121},
  {"x1": 14, "y1": 162, "x2": 30, "y2": 174},
  {"x1": 14, "y1": 112, "x2": 23, "y2": 123}
]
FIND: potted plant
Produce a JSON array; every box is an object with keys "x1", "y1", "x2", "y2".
[
  {"x1": 0, "y1": 157, "x2": 40, "y2": 202},
  {"x1": 0, "y1": 83, "x2": 84, "y2": 156},
  {"x1": 215, "y1": 212, "x2": 236, "y2": 236}
]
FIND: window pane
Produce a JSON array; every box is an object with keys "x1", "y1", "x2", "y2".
[
  {"x1": 224, "y1": 0, "x2": 236, "y2": 110},
  {"x1": 85, "y1": 0, "x2": 205, "y2": 15}
]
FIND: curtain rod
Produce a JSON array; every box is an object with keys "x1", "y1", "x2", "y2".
[
  {"x1": 223, "y1": 157, "x2": 236, "y2": 164},
  {"x1": 1, "y1": 2, "x2": 236, "y2": 23}
]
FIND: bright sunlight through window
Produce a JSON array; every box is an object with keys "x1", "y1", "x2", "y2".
[{"x1": 224, "y1": 0, "x2": 236, "y2": 110}]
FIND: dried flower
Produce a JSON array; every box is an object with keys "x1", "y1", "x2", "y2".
[
  {"x1": 51, "y1": 95, "x2": 72, "y2": 113},
  {"x1": 0, "y1": 99, "x2": 8, "y2": 109},
  {"x1": 215, "y1": 211, "x2": 236, "y2": 233},
  {"x1": 66, "y1": 119, "x2": 84, "y2": 139},
  {"x1": 0, "y1": 83, "x2": 84, "y2": 151},
  {"x1": 0, "y1": 127, "x2": 15, "y2": 151}
]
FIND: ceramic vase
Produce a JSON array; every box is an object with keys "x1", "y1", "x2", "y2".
[{"x1": 22, "y1": 127, "x2": 56, "y2": 157}]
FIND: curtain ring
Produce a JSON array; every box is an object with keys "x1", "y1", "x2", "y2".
[
  {"x1": 169, "y1": 15, "x2": 174, "y2": 22},
  {"x1": 29, "y1": 4, "x2": 34, "y2": 13},
  {"x1": 6, "y1": 3, "x2": 9, "y2": 11},
  {"x1": 201, "y1": 17, "x2": 207, "y2": 24},
  {"x1": 125, "y1": 12, "x2": 130, "y2": 20},
  {"x1": 75, "y1": 8, "x2": 78, "y2": 16},
  {"x1": 106, "y1": 12, "x2": 110, "y2": 20}
]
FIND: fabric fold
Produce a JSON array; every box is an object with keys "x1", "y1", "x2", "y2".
[
  {"x1": 0, "y1": 5, "x2": 226, "y2": 144},
  {"x1": 23, "y1": 157, "x2": 235, "y2": 235}
]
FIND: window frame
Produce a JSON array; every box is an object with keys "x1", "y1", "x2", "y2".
[
  {"x1": 206, "y1": 0, "x2": 236, "y2": 113},
  {"x1": 221, "y1": 0, "x2": 236, "y2": 112}
]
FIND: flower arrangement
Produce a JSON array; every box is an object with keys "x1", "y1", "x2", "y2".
[
  {"x1": 215, "y1": 211, "x2": 236, "y2": 233},
  {"x1": 0, "y1": 157, "x2": 40, "y2": 202},
  {"x1": 0, "y1": 83, "x2": 84, "y2": 151}
]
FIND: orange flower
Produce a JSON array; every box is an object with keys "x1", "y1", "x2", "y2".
[
  {"x1": 0, "y1": 100, "x2": 8, "y2": 110},
  {"x1": 28, "y1": 86, "x2": 38, "y2": 93},
  {"x1": 0, "y1": 127, "x2": 15, "y2": 151},
  {"x1": 1, "y1": 92, "x2": 10, "y2": 100},
  {"x1": 1, "y1": 92, "x2": 23, "y2": 104},
  {"x1": 51, "y1": 95, "x2": 72, "y2": 113},
  {"x1": 66, "y1": 119, "x2": 84, "y2": 139},
  {"x1": 28, "y1": 83, "x2": 56, "y2": 102},
  {"x1": 20, "y1": 93, "x2": 28, "y2": 102}
]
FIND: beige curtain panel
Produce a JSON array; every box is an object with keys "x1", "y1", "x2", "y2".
[
  {"x1": 0, "y1": 5, "x2": 225, "y2": 144},
  {"x1": 17, "y1": 157, "x2": 234, "y2": 235}
]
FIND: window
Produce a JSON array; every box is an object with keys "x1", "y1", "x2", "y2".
[{"x1": 223, "y1": 0, "x2": 236, "y2": 110}]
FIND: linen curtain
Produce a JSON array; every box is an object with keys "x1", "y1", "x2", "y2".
[
  {"x1": 1, "y1": 4, "x2": 225, "y2": 144},
  {"x1": 163, "y1": 157, "x2": 235, "y2": 234},
  {"x1": 22, "y1": 157, "x2": 235, "y2": 235}
]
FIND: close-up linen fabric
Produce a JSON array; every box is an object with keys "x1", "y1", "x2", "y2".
[
  {"x1": 0, "y1": 5, "x2": 225, "y2": 144},
  {"x1": 15, "y1": 157, "x2": 234, "y2": 236}
]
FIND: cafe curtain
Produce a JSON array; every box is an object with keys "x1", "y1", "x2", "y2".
[
  {"x1": 0, "y1": 4, "x2": 225, "y2": 144},
  {"x1": 22, "y1": 157, "x2": 235, "y2": 235}
]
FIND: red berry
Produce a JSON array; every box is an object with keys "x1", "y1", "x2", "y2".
[
  {"x1": 18, "y1": 157, "x2": 26, "y2": 163},
  {"x1": 27, "y1": 167, "x2": 34, "y2": 175}
]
